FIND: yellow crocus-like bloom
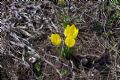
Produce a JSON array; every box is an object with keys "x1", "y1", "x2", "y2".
[
  {"x1": 50, "y1": 34, "x2": 62, "y2": 46},
  {"x1": 64, "y1": 24, "x2": 79, "y2": 38},
  {"x1": 65, "y1": 37, "x2": 75, "y2": 48}
]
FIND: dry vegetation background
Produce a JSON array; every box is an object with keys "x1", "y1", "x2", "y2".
[{"x1": 0, "y1": 0, "x2": 120, "y2": 80}]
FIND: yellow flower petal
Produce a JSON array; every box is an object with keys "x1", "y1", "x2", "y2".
[
  {"x1": 73, "y1": 27, "x2": 79, "y2": 38},
  {"x1": 64, "y1": 24, "x2": 70, "y2": 37},
  {"x1": 65, "y1": 37, "x2": 75, "y2": 48},
  {"x1": 64, "y1": 24, "x2": 79, "y2": 38},
  {"x1": 50, "y1": 34, "x2": 61, "y2": 46}
]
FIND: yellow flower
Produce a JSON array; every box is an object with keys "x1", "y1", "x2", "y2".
[
  {"x1": 50, "y1": 34, "x2": 62, "y2": 46},
  {"x1": 65, "y1": 37, "x2": 75, "y2": 48},
  {"x1": 64, "y1": 24, "x2": 79, "y2": 38}
]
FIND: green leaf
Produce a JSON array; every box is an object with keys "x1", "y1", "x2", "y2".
[
  {"x1": 61, "y1": 47, "x2": 71, "y2": 59},
  {"x1": 60, "y1": 68, "x2": 68, "y2": 76},
  {"x1": 113, "y1": 11, "x2": 120, "y2": 19},
  {"x1": 35, "y1": 63, "x2": 40, "y2": 72},
  {"x1": 58, "y1": 0, "x2": 65, "y2": 6},
  {"x1": 63, "y1": 16, "x2": 68, "y2": 27},
  {"x1": 111, "y1": 0, "x2": 118, "y2": 6}
]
